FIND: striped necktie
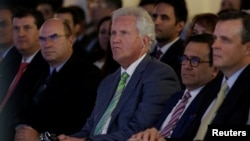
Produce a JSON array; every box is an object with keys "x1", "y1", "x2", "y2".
[
  {"x1": 160, "y1": 91, "x2": 191, "y2": 137},
  {"x1": 194, "y1": 82, "x2": 228, "y2": 140},
  {"x1": 155, "y1": 50, "x2": 163, "y2": 60},
  {"x1": 94, "y1": 72, "x2": 129, "y2": 135}
]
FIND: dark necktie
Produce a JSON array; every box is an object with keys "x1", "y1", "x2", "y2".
[
  {"x1": 155, "y1": 50, "x2": 163, "y2": 60},
  {"x1": 46, "y1": 69, "x2": 57, "y2": 85},
  {"x1": 160, "y1": 91, "x2": 191, "y2": 137},
  {"x1": 33, "y1": 68, "x2": 57, "y2": 104}
]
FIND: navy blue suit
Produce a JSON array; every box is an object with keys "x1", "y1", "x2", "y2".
[
  {"x1": 202, "y1": 65, "x2": 250, "y2": 140},
  {"x1": 155, "y1": 72, "x2": 223, "y2": 141},
  {"x1": 73, "y1": 55, "x2": 181, "y2": 141}
]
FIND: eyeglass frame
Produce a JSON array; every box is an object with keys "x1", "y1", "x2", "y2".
[
  {"x1": 179, "y1": 55, "x2": 211, "y2": 67},
  {"x1": 39, "y1": 34, "x2": 70, "y2": 43}
]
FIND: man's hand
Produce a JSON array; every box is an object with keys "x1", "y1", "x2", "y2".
[
  {"x1": 128, "y1": 128, "x2": 166, "y2": 141},
  {"x1": 15, "y1": 125, "x2": 39, "y2": 141},
  {"x1": 57, "y1": 134, "x2": 85, "y2": 141}
]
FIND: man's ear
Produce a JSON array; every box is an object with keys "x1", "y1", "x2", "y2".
[
  {"x1": 142, "y1": 35, "x2": 150, "y2": 48},
  {"x1": 244, "y1": 41, "x2": 250, "y2": 55},
  {"x1": 177, "y1": 21, "x2": 185, "y2": 33},
  {"x1": 74, "y1": 23, "x2": 81, "y2": 35}
]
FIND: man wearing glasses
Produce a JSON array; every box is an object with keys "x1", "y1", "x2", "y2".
[
  {"x1": 14, "y1": 18, "x2": 102, "y2": 141},
  {"x1": 128, "y1": 34, "x2": 223, "y2": 141}
]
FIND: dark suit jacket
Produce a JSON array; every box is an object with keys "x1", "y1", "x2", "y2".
[
  {"x1": 0, "y1": 47, "x2": 22, "y2": 97},
  {"x1": 154, "y1": 72, "x2": 223, "y2": 141},
  {"x1": 202, "y1": 65, "x2": 250, "y2": 140},
  {"x1": 0, "y1": 47, "x2": 49, "y2": 141},
  {"x1": 73, "y1": 54, "x2": 182, "y2": 141},
  {"x1": 73, "y1": 33, "x2": 105, "y2": 64},
  {"x1": 150, "y1": 39, "x2": 185, "y2": 88},
  {"x1": 20, "y1": 54, "x2": 102, "y2": 136}
]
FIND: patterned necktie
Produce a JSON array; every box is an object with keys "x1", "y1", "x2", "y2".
[
  {"x1": 155, "y1": 50, "x2": 163, "y2": 60},
  {"x1": 160, "y1": 91, "x2": 191, "y2": 137},
  {"x1": 94, "y1": 72, "x2": 129, "y2": 135},
  {"x1": 194, "y1": 82, "x2": 228, "y2": 140},
  {"x1": 0, "y1": 62, "x2": 29, "y2": 112}
]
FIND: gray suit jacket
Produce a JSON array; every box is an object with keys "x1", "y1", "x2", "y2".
[{"x1": 73, "y1": 55, "x2": 181, "y2": 141}]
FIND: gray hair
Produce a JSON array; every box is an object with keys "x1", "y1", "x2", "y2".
[{"x1": 111, "y1": 7, "x2": 156, "y2": 50}]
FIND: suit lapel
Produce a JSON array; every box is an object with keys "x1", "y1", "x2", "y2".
[
  {"x1": 214, "y1": 64, "x2": 250, "y2": 124},
  {"x1": 160, "y1": 39, "x2": 184, "y2": 63},
  {"x1": 155, "y1": 91, "x2": 183, "y2": 129},
  {"x1": 109, "y1": 55, "x2": 151, "y2": 124},
  {"x1": 94, "y1": 69, "x2": 121, "y2": 122}
]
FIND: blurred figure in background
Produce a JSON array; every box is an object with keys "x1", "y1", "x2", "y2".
[
  {"x1": 190, "y1": 13, "x2": 218, "y2": 36},
  {"x1": 69, "y1": 5, "x2": 106, "y2": 64},
  {"x1": 54, "y1": 7, "x2": 80, "y2": 43},
  {"x1": 93, "y1": 16, "x2": 119, "y2": 77},
  {"x1": 138, "y1": 0, "x2": 156, "y2": 15},
  {"x1": 87, "y1": 0, "x2": 122, "y2": 35},
  {"x1": 0, "y1": 6, "x2": 15, "y2": 62},
  {"x1": 219, "y1": 0, "x2": 241, "y2": 12},
  {"x1": 150, "y1": 0, "x2": 188, "y2": 89},
  {"x1": 36, "y1": 0, "x2": 56, "y2": 20},
  {"x1": 82, "y1": 0, "x2": 123, "y2": 66}
]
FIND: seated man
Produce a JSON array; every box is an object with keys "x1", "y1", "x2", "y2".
[
  {"x1": 14, "y1": 18, "x2": 102, "y2": 141},
  {"x1": 128, "y1": 34, "x2": 223, "y2": 141},
  {"x1": 57, "y1": 7, "x2": 181, "y2": 141}
]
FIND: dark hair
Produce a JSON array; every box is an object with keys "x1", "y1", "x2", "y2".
[
  {"x1": 55, "y1": 7, "x2": 80, "y2": 25},
  {"x1": 218, "y1": 10, "x2": 250, "y2": 44},
  {"x1": 62, "y1": 21, "x2": 72, "y2": 36},
  {"x1": 67, "y1": 5, "x2": 86, "y2": 22},
  {"x1": 13, "y1": 7, "x2": 44, "y2": 29},
  {"x1": 36, "y1": 0, "x2": 56, "y2": 12},
  {"x1": 0, "y1": 5, "x2": 17, "y2": 17},
  {"x1": 155, "y1": 0, "x2": 188, "y2": 23},
  {"x1": 241, "y1": 0, "x2": 250, "y2": 10},
  {"x1": 139, "y1": 0, "x2": 156, "y2": 6},
  {"x1": 36, "y1": 0, "x2": 63, "y2": 11},
  {"x1": 105, "y1": 0, "x2": 123, "y2": 9},
  {"x1": 185, "y1": 34, "x2": 214, "y2": 66},
  {"x1": 97, "y1": 16, "x2": 111, "y2": 32},
  {"x1": 191, "y1": 13, "x2": 218, "y2": 35}
]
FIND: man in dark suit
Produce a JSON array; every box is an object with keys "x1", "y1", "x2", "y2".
[
  {"x1": 0, "y1": 9, "x2": 48, "y2": 141},
  {"x1": 57, "y1": 7, "x2": 181, "y2": 141},
  {"x1": 14, "y1": 18, "x2": 102, "y2": 141},
  {"x1": 150, "y1": 0, "x2": 188, "y2": 86},
  {"x1": 128, "y1": 34, "x2": 223, "y2": 141},
  {"x1": 193, "y1": 10, "x2": 250, "y2": 141}
]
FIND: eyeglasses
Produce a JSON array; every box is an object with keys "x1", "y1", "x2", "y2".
[
  {"x1": 179, "y1": 55, "x2": 211, "y2": 67},
  {"x1": 39, "y1": 34, "x2": 70, "y2": 43}
]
